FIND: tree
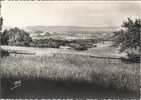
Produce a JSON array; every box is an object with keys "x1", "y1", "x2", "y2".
[
  {"x1": 114, "y1": 18, "x2": 140, "y2": 52},
  {"x1": 113, "y1": 18, "x2": 140, "y2": 61},
  {"x1": 1, "y1": 27, "x2": 32, "y2": 46}
]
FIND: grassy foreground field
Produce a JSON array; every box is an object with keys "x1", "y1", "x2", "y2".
[{"x1": 0, "y1": 53, "x2": 140, "y2": 93}]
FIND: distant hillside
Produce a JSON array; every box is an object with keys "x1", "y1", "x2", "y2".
[
  {"x1": 22, "y1": 26, "x2": 118, "y2": 40},
  {"x1": 24, "y1": 26, "x2": 118, "y2": 34}
]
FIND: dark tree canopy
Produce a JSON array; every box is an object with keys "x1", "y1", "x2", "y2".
[
  {"x1": 114, "y1": 18, "x2": 141, "y2": 52},
  {"x1": 1, "y1": 27, "x2": 32, "y2": 46}
]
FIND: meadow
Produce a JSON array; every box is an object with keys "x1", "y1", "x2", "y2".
[{"x1": 0, "y1": 52, "x2": 140, "y2": 92}]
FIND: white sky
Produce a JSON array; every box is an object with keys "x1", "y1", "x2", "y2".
[{"x1": 1, "y1": 1, "x2": 141, "y2": 27}]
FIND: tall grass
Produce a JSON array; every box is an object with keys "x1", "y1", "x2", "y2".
[{"x1": 0, "y1": 53, "x2": 140, "y2": 92}]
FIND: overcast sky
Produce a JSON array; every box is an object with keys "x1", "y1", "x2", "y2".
[{"x1": 1, "y1": 1, "x2": 141, "y2": 27}]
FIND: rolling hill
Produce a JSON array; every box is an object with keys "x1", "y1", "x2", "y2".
[{"x1": 23, "y1": 26, "x2": 118, "y2": 40}]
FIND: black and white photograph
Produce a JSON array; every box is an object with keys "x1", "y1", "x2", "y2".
[{"x1": 0, "y1": 0, "x2": 140, "y2": 99}]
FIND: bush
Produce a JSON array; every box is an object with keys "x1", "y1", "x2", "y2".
[
  {"x1": 1, "y1": 27, "x2": 32, "y2": 46},
  {"x1": 0, "y1": 49, "x2": 9, "y2": 58},
  {"x1": 68, "y1": 43, "x2": 88, "y2": 51},
  {"x1": 128, "y1": 53, "x2": 140, "y2": 61},
  {"x1": 126, "y1": 49, "x2": 140, "y2": 63}
]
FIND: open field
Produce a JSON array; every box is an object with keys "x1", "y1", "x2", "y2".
[
  {"x1": 0, "y1": 41, "x2": 127, "y2": 58},
  {"x1": 0, "y1": 47, "x2": 140, "y2": 90},
  {"x1": 0, "y1": 52, "x2": 140, "y2": 98},
  {"x1": 0, "y1": 42, "x2": 140, "y2": 98}
]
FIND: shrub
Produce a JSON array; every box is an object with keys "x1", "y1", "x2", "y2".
[
  {"x1": 126, "y1": 49, "x2": 141, "y2": 62},
  {"x1": 0, "y1": 49, "x2": 9, "y2": 58},
  {"x1": 68, "y1": 43, "x2": 88, "y2": 51}
]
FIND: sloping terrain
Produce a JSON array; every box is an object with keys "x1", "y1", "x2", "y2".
[
  {"x1": 0, "y1": 42, "x2": 139, "y2": 98},
  {"x1": 0, "y1": 41, "x2": 127, "y2": 58},
  {"x1": 23, "y1": 26, "x2": 116, "y2": 40}
]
